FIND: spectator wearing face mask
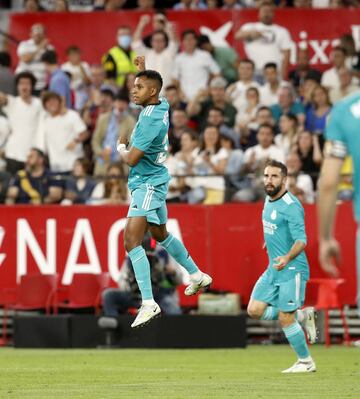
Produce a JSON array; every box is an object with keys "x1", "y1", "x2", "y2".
[{"x1": 102, "y1": 25, "x2": 138, "y2": 88}]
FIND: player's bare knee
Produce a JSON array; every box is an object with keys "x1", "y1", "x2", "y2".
[
  {"x1": 123, "y1": 235, "x2": 142, "y2": 253},
  {"x1": 278, "y1": 311, "x2": 295, "y2": 328},
  {"x1": 247, "y1": 304, "x2": 262, "y2": 319}
]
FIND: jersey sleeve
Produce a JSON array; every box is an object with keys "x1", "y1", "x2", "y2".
[
  {"x1": 324, "y1": 105, "x2": 348, "y2": 159},
  {"x1": 285, "y1": 203, "x2": 307, "y2": 245},
  {"x1": 132, "y1": 114, "x2": 163, "y2": 152}
]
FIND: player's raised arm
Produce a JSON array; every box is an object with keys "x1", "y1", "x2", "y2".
[{"x1": 134, "y1": 55, "x2": 146, "y2": 72}]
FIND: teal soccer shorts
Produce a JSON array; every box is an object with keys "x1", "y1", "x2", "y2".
[
  {"x1": 251, "y1": 269, "x2": 307, "y2": 312},
  {"x1": 127, "y1": 182, "x2": 169, "y2": 225}
]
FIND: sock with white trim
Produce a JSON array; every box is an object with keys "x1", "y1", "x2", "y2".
[
  {"x1": 261, "y1": 306, "x2": 279, "y2": 320},
  {"x1": 282, "y1": 321, "x2": 310, "y2": 360},
  {"x1": 128, "y1": 246, "x2": 153, "y2": 301},
  {"x1": 159, "y1": 234, "x2": 199, "y2": 275}
]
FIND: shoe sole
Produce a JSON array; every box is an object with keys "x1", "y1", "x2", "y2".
[
  {"x1": 131, "y1": 311, "x2": 161, "y2": 329},
  {"x1": 185, "y1": 282, "x2": 212, "y2": 296}
]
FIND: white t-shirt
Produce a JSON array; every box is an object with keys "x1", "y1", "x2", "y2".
[
  {"x1": 274, "y1": 134, "x2": 292, "y2": 157},
  {"x1": 172, "y1": 49, "x2": 221, "y2": 100},
  {"x1": 240, "y1": 22, "x2": 292, "y2": 71},
  {"x1": 321, "y1": 67, "x2": 339, "y2": 90},
  {"x1": 0, "y1": 115, "x2": 10, "y2": 149},
  {"x1": 259, "y1": 81, "x2": 288, "y2": 106},
  {"x1": 244, "y1": 144, "x2": 285, "y2": 164},
  {"x1": 132, "y1": 40, "x2": 178, "y2": 93},
  {"x1": 16, "y1": 39, "x2": 53, "y2": 91},
  {"x1": 4, "y1": 95, "x2": 42, "y2": 162},
  {"x1": 42, "y1": 110, "x2": 86, "y2": 172},
  {"x1": 192, "y1": 147, "x2": 229, "y2": 190},
  {"x1": 227, "y1": 80, "x2": 260, "y2": 112},
  {"x1": 287, "y1": 174, "x2": 315, "y2": 204}
]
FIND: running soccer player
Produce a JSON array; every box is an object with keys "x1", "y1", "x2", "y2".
[
  {"x1": 117, "y1": 56, "x2": 212, "y2": 328},
  {"x1": 247, "y1": 160, "x2": 317, "y2": 373},
  {"x1": 318, "y1": 92, "x2": 360, "y2": 315}
]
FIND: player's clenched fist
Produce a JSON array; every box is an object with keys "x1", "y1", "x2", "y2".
[{"x1": 134, "y1": 56, "x2": 146, "y2": 72}]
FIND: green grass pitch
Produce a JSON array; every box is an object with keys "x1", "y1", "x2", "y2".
[{"x1": 0, "y1": 346, "x2": 359, "y2": 398}]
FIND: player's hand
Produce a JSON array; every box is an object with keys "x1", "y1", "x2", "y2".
[
  {"x1": 134, "y1": 56, "x2": 146, "y2": 72},
  {"x1": 273, "y1": 255, "x2": 290, "y2": 271},
  {"x1": 319, "y1": 238, "x2": 341, "y2": 277}
]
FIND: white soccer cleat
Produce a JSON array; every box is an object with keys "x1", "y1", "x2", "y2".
[
  {"x1": 131, "y1": 302, "x2": 161, "y2": 329},
  {"x1": 282, "y1": 359, "x2": 316, "y2": 373},
  {"x1": 184, "y1": 273, "x2": 212, "y2": 296},
  {"x1": 302, "y1": 307, "x2": 318, "y2": 344}
]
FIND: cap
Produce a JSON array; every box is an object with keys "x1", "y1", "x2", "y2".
[{"x1": 210, "y1": 76, "x2": 227, "y2": 89}]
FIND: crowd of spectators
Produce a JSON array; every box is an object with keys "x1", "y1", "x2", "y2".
[
  {"x1": 0, "y1": 0, "x2": 359, "y2": 206},
  {"x1": 5, "y1": 0, "x2": 360, "y2": 12}
]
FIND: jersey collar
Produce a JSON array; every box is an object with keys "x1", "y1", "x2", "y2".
[{"x1": 268, "y1": 190, "x2": 288, "y2": 203}]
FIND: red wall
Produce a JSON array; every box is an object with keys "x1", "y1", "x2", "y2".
[
  {"x1": 0, "y1": 203, "x2": 356, "y2": 306},
  {"x1": 9, "y1": 9, "x2": 360, "y2": 70}
]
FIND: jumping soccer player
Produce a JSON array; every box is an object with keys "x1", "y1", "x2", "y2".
[
  {"x1": 318, "y1": 92, "x2": 360, "y2": 315},
  {"x1": 247, "y1": 160, "x2": 317, "y2": 373},
  {"x1": 117, "y1": 56, "x2": 212, "y2": 328}
]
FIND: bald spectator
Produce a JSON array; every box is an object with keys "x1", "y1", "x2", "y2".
[
  {"x1": 235, "y1": 0, "x2": 292, "y2": 81},
  {"x1": 0, "y1": 72, "x2": 42, "y2": 175},
  {"x1": 270, "y1": 86, "x2": 305, "y2": 126},
  {"x1": 172, "y1": 30, "x2": 220, "y2": 101},
  {"x1": 15, "y1": 23, "x2": 54, "y2": 94},
  {"x1": 187, "y1": 76, "x2": 237, "y2": 132}
]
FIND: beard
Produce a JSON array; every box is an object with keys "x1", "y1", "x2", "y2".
[{"x1": 264, "y1": 184, "x2": 282, "y2": 198}]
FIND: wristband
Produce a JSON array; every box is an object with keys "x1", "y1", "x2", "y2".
[{"x1": 117, "y1": 143, "x2": 126, "y2": 153}]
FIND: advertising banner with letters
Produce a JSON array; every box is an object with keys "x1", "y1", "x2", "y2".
[
  {"x1": 0, "y1": 203, "x2": 356, "y2": 306},
  {"x1": 9, "y1": 9, "x2": 360, "y2": 71}
]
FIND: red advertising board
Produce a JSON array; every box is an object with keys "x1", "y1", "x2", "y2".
[
  {"x1": 0, "y1": 203, "x2": 357, "y2": 306},
  {"x1": 8, "y1": 9, "x2": 360, "y2": 70}
]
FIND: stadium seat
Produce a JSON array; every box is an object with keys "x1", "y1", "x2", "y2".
[
  {"x1": 309, "y1": 278, "x2": 350, "y2": 347},
  {"x1": 57, "y1": 273, "x2": 110, "y2": 314},
  {"x1": 0, "y1": 274, "x2": 58, "y2": 346}
]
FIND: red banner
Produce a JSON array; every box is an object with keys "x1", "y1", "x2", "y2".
[
  {"x1": 8, "y1": 9, "x2": 360, "y2": 70},
  {"x1": 0, "y1": 203, "x2": 357, "y2": 306}
]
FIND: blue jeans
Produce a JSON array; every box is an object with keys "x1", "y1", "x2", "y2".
[{"x1": 102, "y1": 288, "x2": 182, "y2": 317}]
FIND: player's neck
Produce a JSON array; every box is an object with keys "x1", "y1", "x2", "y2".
[
  {"x1": 144, "y1": 97, "x2": 160, "y2": 107},
  {"x1": 269, "y1": 189, "x2": 288, "y2": 202}
]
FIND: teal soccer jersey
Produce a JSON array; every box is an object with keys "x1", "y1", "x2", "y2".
[
  {"x1": 262, "y1": 191, "x2": 309, "y2": 283},
  {"x1": 128, "y1": 97, "x2": 171, "y2": 191},
  {"x1": 325, "y1": 92, "x2": 360, "y2": 222}
]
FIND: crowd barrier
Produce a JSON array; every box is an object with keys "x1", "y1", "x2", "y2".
[
  {"x1": 0, "y1": 203, "x2": 356, "y2": 307},
  {"x1": 9, "y1": 9, "x2": 360, "y2": 70}
]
